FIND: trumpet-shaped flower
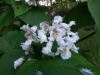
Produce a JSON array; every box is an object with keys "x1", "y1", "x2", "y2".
[
  {"x1": 55, "y1": 35, "x2": 66, "y2": 47},
  {"x1": 31, "y1": 26, "x2": 37, "y2": 32},
  {"x1": 66, "y1": 41, "x2": 79, "y2": 53},
  {"x1": 21, "y1": 41, "x2": 31, "y2": 55},
  {"x1": 48, "y1": 31, "x2": 55, "y2": 41},
  {"x1": 80, "y1": 68, "x2": 95, "y2": 75},
  {"x1": 14, "y1": 57, "x2": 24, "y2": 69},
  {"x1": 67, "y1": 31, "x2": 79, "y2": 43},
  {"x1": 60, "y1": 23, "x2": 71, "y2": 31},
  {"x1": 20, "y1": 24, "x2": 39, "y2": 43},
  {"x1": 40, "y1": 21, "x2": 49, "y2": 34},
  {"x1": 42, "y1": 41, "x2": 54, "y2": 56},
  {"x1": 54, "y1": 15, "x2": 63, "y2": 22},
  {"x1": 38, "y1": 30, "x2": 48, "y2": 44},
  {"x1": 56, "y1": 27, "x2": 66, "y2": 37},
  {"x1": 68, "y1": 21, "x2": 76, "y2": 26},
  {"x1": 55, "y1": 47, "x2": 71, "y2": 60}
]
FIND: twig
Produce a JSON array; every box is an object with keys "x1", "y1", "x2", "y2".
[{"x1": 75, "y1": 31, "x2": 95, "y2": 44}]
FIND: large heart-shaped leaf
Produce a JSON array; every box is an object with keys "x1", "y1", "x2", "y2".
[
  {"x1": 0, "y1": 31, "x2": 25, "y2": 53},
  {"x1": 19, "y1": 6, "x2": 50, "y2": 25},
  {"x1": 63, "y1": 2, "x2": 95, "y2": 31},
  {"x1": 15, "y1": 52, "x2": 100, "y2": 75},
  {"x1": 5, "y1": 0, "x2": 30, "y2": 16},
  {"x1": 0, "y1": 49, "x2": 24, "y2": 75},
  {"x1": 0, "y1": 9, "x2": 14, "y2": 30},
  {"x1": 87, "y1": 0, "x2": 100, "y2": 32},
  {"x1": 87, "y1": 0, "x2": 100, "y2": 64}
]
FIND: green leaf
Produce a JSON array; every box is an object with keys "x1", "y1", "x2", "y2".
[
  {"x1": 12, "y1": 2, "x2": 30, "y2": 16},
  {"x1": 15, "y1": 52, "x2": 100, "y2": 75},
  {"x1": 0, "y1": 37, "x2": 13, "y2": 53},
  {"x1": 96, "y1": 30, "x2": 100, "y2": 64},
  {"x1": 87, "y1": 0, "x2": 100, "y2": 32},
  {"x1": 6, "y1": 0, "x2": 30, "y2": 16},
  {"x1": 0, "y1": 31, "x2": 26, "y2": 53},
  {"x1": 5, "y1": 0, "x2": 12, "y2": 4},
  {"x1": 0, "y1": 9, "x2": 14, "y2": 30},
  {"x1": 0, "y1": 49, "x2": 24, "y2": 75},
  {"x1": 3, "y1": 24, "x2": 20, "y2": 36},
  {"x1": 63, "y1": 2, "x2": 95, "y2": 31},
  {"x1": 19, "y1": 6, "x2": 50, "y2": 25},
  {"x1": 87, "y1": 0, "x2": 100, "y2": 64}
]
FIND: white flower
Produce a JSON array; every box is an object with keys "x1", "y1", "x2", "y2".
[
  {"x1": 56, "y1": 27, "x2": 66, "y2": 37},
  {"x1": 64, "y1": 34, "x2": 79, "y2": 43},
  {"x1": 38, "y1": 30, "x2": 48, "y2": 44},
  {"x1": 40, "y1": 21, "x2": 49, "y2": 34},
  {"x1": 54, "y1": 15, "x2": 63, "y2": 22},
  {"x1": 42, "y1": 41, "x2": 54, "y2": 56},
  {"x1": 21, "y1": 40, "x2": 32, "y2": 55},
  {"x1": 80, "y1": 68, "x2": 95, "y2": 75},
  {"x1": 52, "y1": 20, "x2": 61, "y2": 25},
  {"x1": 14, "y1": 57, "x2": 24, "y2": 69},
  {"x1": 21, "y1": 42, "x2": 30, "y2": 50},
  {"x1": 55, "y1": 47, "x2": 71, "y2": 60},
  {"x1": 31, "y1": 26, "x2": 37, "y2": 32},
  {"x1": 67, "y1": 32, "x2": 79, "y2": 43},
  {"x1": 68, "y1": 21, "x2": 76, "y2": 26},
  {"x1": 55, "y1": 36, "x2": 66, "y2": 47},
  {"x1": 25, "y1": 0, "x2": 35, "y2": 6},
  {"x1": 48, "y1": 27, "x2": 66, "y2": 42},
  {"x1": 24, "y1": 39, "x2": 33, "y2": 45},
  {"x1": 60, "y1": 23, "x2": 71, "y2": 31},
  {"x1": 66, "y1": 41, "x2": 79, "y2": 53},
  {"x1": 20, "y1": 24, "x2": 39, "y2": 43},
  {"x1": 48, "y1": 30, "x2": 55, "y2": 41}
]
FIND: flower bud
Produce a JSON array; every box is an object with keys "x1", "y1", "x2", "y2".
[{"x1": 14, "y1": 56, "x2": 24, "y2": 69}]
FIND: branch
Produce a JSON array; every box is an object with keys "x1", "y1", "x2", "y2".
[{"x1": 75, "y1": 31, "x2": 95, "y2": 44}]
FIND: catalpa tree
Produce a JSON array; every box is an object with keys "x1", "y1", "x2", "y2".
[{"x1": 0, "y1": 0, "x2": 100, "y2": 75}]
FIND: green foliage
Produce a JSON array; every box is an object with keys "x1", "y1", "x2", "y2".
[
  {"x1": 0, "y1": 49, "x2": 24, "y2": 75},
  {"x1": 3, "y1": 24, "x2": 20, "y2": 36},
  {"x1": 0, "y1": 9, "x2": 14, "y2": 30},
  {"x1": 0, "y1": 0, "x2": 100, "y2": 75},
  {"x1": 5, "y1": 0, "x2": 30, "y2": 16},
  {"x1": 63, "y1": 2, "x2": 95, "y2": 31},
  {"x1": 19, "y1": 7, "x2": 50, "y2": 25},
  {"x1": 87, "y1": 0, "x2": 100, "y2": 64},
  {"x1": 15, "y1": 52, "x2": 100, "y2": 75},
  {"x1": 68, "y1": 0, "x2": 76, "y2": 2},
  {"x1": 87, "y1": 0, "x2": 100, "y2": 32},
  {"x1": 0, "y1": 31, "x2": 26, "y2": 54}
]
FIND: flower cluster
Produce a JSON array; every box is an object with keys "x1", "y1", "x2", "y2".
[
  {"x1": 20, "y1": 15, "x2": 79, "y2": 60},
  {"x1": 14, "y1": 15, "x2": 79, "y2": 69}
]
